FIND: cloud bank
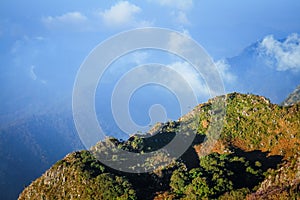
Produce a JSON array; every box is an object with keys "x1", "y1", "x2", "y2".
[
  {"x1": 42, "y1": 12, "x2": 89, "y2": 31},
  {"x1": 149, "y1": 0, "x2": 193, "y2": 10},
  {"x1": 215, "y1": 59, "x2": 236, "y2": 84},
  {"x1": 100, "y1": 1, "x2": 140, "y2": 26},
  {"x1": 167, "y1": 61, "x2": 210, "y2": 98},
  {"x1": 149, "y1": 0, "x2": 193, "y2": 26},
  {"x1": 99, "y1": 1, "x2": 151, "y2": 28},
  {"x1": 42, "y1": 2, "x2": 152, "y2": 31},
  {"x1": 259, "y1": 33, "x2": 300, "y2": 72}
]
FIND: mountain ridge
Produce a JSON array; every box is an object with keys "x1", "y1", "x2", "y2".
[
  {"x1": 226, "y1": 36, "x2": 300, "y2": 104},
  {"x1": 282, "y1": 85, "x2": 300, "y2": 106},
  {"x1": 18, "y1": 92, "x2": 300, "y2": 200}
]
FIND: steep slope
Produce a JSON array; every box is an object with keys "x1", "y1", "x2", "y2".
[
  {"x1": 226, "y1": 37, "x2": 300, "y2": 104},
  {"x1": 0, "y1": 113, "x2": 83, "y2": 200},
  {"x1": 282, "y1": 85, "x2": 300, "y2": 106},
  {"x1": 18, "y1": 151, "x2": 136, "y2": 200},
  {"x1": 247, "y1": 152, "x2": 299, "y2": 200},
  {"x1": 18, "y1": 93, "x2": 300, "y2": 200}
]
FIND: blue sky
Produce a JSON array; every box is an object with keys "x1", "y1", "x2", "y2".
[
  {"x1": 2, "y1": 0, "x2": 300, "y2": 58},
  {"x1": 1, "y1": 0, "x2": 300, "y2": 136}
]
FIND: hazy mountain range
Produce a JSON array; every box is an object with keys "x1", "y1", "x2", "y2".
[
  {"x1": 282, "y1": 85, "x2": 300, "y2": 106},
  {"x1": 223, "y1": 34, "x2": 300, "y2": 104},
  {"x1": 1, "y1": 35, "x2": 300, "y2": 199}
]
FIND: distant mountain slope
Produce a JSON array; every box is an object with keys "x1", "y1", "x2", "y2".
[
  {"x1": 225, "y1": 36, "x2": 300, "y2": 104},
  {"x1": 18, "y1": 93, "x2": 300, "y2": 200},
  {"x1": 282, "y1": 85, "x2": 300, "y2": 106},
  {"x1": 0, "y1": 113, "x2": 83, "y2": 200}
]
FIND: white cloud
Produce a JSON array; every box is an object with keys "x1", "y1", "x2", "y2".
[
  {"x1": 112, "y1": 61, "x2": 209, "y2": 100},
  {"x1": 42, "y1": 2, "x2": 152, "y2": 31},
  {"x1": 171, "y1": 11, "x2": 190, "y2": 26},
  {"x1": 167, "y1": 62, "x2": 210, "y2": 98},
  {"x1": 215, "y1": 59, "x2": 236, "y2": 84},
  {"x1": 167, "y1": 31, "x2": 193, "y2": 55},
  {"x1": 42, "y1": 12, "x2": 89, "y2": 31},
  {"x1": 99, "y1": 1, "x2": 145, "y2": 28},
  {"x1": 34, "y1": 36, "x2": 45, "y2": 41},
  {"x1": 259, "y1": 33, "x2": 300, "y2": 72},
  {"x1": 149, "y1": 0, "x2": 193, "y2": 26},
  {"x1": 29, "y1": 65, "x2": 37, "y2": 81},
  {"x1": 181, "y1": 29, "x2": 190, "y2": 36},
  {"x1": 131, "y1": 51, "x2": 150, "y2": 65},
  {"x1": 28, "y1": 65, "x2": 47, "y2": 84},
  {"x1": 48, "y1": 12, "x2": 87, "y2": 24},
  {"x1": 149, "y1": 0, "x2": 193, "y2": 10},
  {"x1": 135, "y1": 20, "x2": 154, "y2": 28}
]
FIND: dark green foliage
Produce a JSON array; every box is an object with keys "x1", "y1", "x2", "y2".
[
  {"x1": 169, "y1": 151, "x2": 281, "y2": 199},
  {"x1": 218, "y1": 188, "x2": 250, "y2": 200},
  {"x1": 19, "y1": 93, "x2": 300, "y2": 200},
  {"x1": 169, "y1": 166, "x2": 189, "y2": 195},
  {"x1": 19, "y1": 151, "x2": 137, "y2": 200}
]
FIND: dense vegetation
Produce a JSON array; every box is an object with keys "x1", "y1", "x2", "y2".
[{"x1": 19, "y1": 93, "x2": 300, "y2": 199}]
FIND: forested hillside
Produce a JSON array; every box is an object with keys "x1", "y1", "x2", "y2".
[{"x1": 19, "y1": 93, "x2": 300, "y2": 200}]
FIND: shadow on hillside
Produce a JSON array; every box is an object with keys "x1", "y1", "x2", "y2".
[
  {"x1": 180, "y1": 134, "x2": 205, "y2": 169},
  {"x1": 103, "y1": 134, "x2": 206, "y2": 200},
  {"x1": 227, "y1": 147, "x2": 284, "y2": 190},
  {"x1": 231, "y1": 147, "x2": 284, "y2": 171},
  {"x1": 100, "y1": 137, "x2": 284, "y2": 200},
  {"x1": 97, "y1": 124, "x2": 284, "y2": 200}
]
